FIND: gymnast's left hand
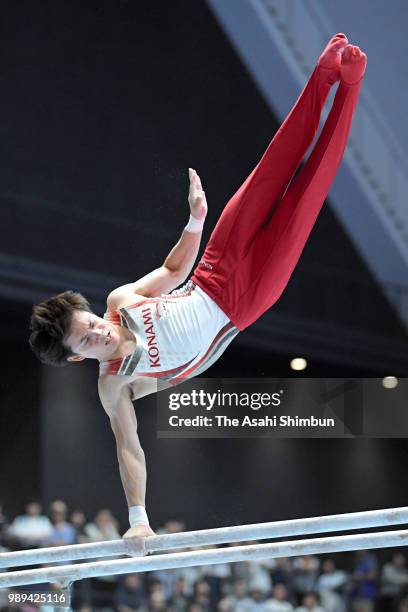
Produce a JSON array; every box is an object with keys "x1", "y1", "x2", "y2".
[
  {"x1": 188, "y1": 167, "x2": 207, "y2": 221},
  {"x1": 122, "y1": 524, "x2": 156, "y2": 556}
]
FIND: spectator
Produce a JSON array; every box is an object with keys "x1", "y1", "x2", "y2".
[
  {"x1": 69, "y1": 509, "x2": 89, "y2": 544},
  {"x1": 191, "y1": 578, "x2": 212, "y2": 611},
  {"x1": 150, "y1": 567, "x2": 179, "y2": 600},
  {"x1": 227, "y1": 542, "x2": 251, "y2": 584},
  {"x1": 161, "y1": 520, "x2": 186, "y2": 535},
  {"x1": 398, "y1": 597, "x2": 408, "y2": 612},
  {"x1": 247, "y1": 558, "x2": 273, "y2": 595},
  {"x1": 270, "y1": 558, "x2": 295, "y2": 595},
  {"x1": 218, "y1": 601, "x2": 234, "y2": 612},
  {"x1": 296, "y1": 592, "x2": 325, "y2": 612},
  {"x1": 380, "y1": 553, "x2": 408, "y2": 612},
  {"x1": 351, "y1": 551, "x2": 379, "y2": 612},
  {"x1": 47, "y1": 500, "x2": 76, "y2": 546},
  {"x1": 265, "y1": 584, "x2": 295, "y2": 612},
  {"x1": 176, "y1": 558, "x2": 204, "y2": 597},
  {"x1": 6, "y1": 501, "x2": 53, "y2": 548},
  {"x1": 317, "y1": 558, "x2": 348, "y2": 612},
  {"x1": 84, "y1": 508, "x2": 121, "y2": 542},
  {"x1": 202, "y1": 556, "x2": 231, "y2": 603},
  {"x1": 168, "y1": 576, "x2": 190, "y2": 611},
  {"x1": 115, "y1": 573, "x2": 146, "y2": 611},
  {"x1": 235, "y1": 587, "x2": 267, "y2": 611},
  {"x1": 218, "y1": 578, "x2": 248, "y2": 610},
  {"x1": 147, "y1": 580, "x2": 167, "y2": 611},
  {"x1": 293, "y1": 557, "x2": 320, "y2": 604}
]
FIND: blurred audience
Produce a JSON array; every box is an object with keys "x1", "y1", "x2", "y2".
[
  {"x1": 2, "y1": 501, "x2": 408, "y2": 612},
  {"x1": 218, "y1": 578, "x2": 248, "y2": 610},
  {"x1": 70, "y1": 509, "x2": 89, "y2": 544},
  {"x1": 85, "y1": 508, "x2": 121, "y2": 542},
  {"x1": 296, "y1": 592, "x2": 325, "y2": 612},
  {"x1": 351, "y1": 551, "x2": 378, "y2": 612},
  {"x1": 48, "y1": 499, "x2": 76, "y2": 546},
  {"x1": 293, "y1": 556, "x2": 321, "y2": 604},
  {"x1": 379, "y1": 552, "x2": 408, "y2": 612},
  {"x1": 114, "y1": 573, "x2": 145, "y2": 611},
  {"x1": 6, "y1": 501, "x2": 53, "y2": 548},
  {"x1": 317, "y1": 558, "x2": 348, "y2": 612},
  {"x1": 264, "y1": 583, "x2": 295, "y2": 612}
]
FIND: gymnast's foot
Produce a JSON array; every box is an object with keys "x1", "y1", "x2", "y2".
[
  {"x1": 317, "y1": 33, "x2": 348, "y2": 84},
  {"x1": 340, "y1": 44, "x2": 367, "y2": 84}
]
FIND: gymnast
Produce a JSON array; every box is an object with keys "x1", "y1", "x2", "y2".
[{"x1": 29, "y1": 35, "x2": 366, "y2": 540}]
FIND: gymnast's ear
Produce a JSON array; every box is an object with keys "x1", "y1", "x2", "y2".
[{"x1": 67, "y1": 354, "x2": 86, "y2": 362}]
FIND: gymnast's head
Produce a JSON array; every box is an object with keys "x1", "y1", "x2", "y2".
[{"x1": 29, "y1": 290, "x2": 119, "y2": 366}]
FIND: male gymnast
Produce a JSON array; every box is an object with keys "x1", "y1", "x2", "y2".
[{"x1": 29, "y1": 35, "x2": 366, "y2": 540}]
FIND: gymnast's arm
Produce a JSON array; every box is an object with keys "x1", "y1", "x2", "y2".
[
  {"x1": 107, "y1": 168, "x2": 207, "y2": 304},
  {"x1": 99, "y1": 378, "x2": 155, "y2": 539}
]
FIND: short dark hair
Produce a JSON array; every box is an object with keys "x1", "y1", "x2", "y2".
[{"x1": 29, "y1": 291, "x2": 93, "y2": 366}]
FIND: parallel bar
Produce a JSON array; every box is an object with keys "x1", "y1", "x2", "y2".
[
  {"x1": 0, "y1": 540, "x2": 127, "y2": 570},
  {"x1": 1, "y1": 506, "x2": 408, "y2": 569},
  {"x1": 1, "y1": 530, "x2": 408, "y2": 588}
]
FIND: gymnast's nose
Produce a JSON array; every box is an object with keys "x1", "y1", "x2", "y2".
[{"x1": 92, "y1": 327, "x2": 104, "y2": 341}]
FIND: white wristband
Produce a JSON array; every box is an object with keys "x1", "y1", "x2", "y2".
[
  {"x1": 129, "y1": 505, "x2": 149, "y2": 527},
  {"x1": 184, "y1": 214, "x2": 204, "y2": 233}
]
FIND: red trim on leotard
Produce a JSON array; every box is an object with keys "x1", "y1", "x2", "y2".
[
  {"x1": 134, "y1": 354, "x2": 198, "y2": 378},
  {"x1": 100, "y1": 358, "x2": 124, "y2": 376},
  {"x1": 104, "y1": 311, "x2": 121, "y2": 324}
]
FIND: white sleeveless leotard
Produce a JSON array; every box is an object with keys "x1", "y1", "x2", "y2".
[{"x1": 99, "y1": 281, "x2": 239, "y2": 384}]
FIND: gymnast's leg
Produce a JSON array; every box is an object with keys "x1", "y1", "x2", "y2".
[
  {"x1": 192, "y1": 34, "x2": 348, "y2": 299},
  {"x1": 226, "y1": 44, "x2": 367, "y2": 329}
]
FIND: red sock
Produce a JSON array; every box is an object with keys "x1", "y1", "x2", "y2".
[
  {"x1": 318, "y1": 33, "x2": 348, "y2": 84},
  {"x1": 340, "y1": 45, "x2": 367, "y2": 84}
]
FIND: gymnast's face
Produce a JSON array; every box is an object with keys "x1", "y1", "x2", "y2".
[{"x1": 64, "y1": 310, "x2": 120, "y2": 362}]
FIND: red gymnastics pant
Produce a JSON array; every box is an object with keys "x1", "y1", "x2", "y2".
[{"x1": 191, "y1": 65, "x2": 362, "y2": 331}]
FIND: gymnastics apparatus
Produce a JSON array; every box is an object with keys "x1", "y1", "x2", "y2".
[{"x1": 1, "y1": 507, "x2": 408, "y2": 609}]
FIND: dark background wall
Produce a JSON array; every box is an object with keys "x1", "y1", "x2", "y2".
[
  {"x1": 0, "y1": 0, "x2": 407, "y2": 529},
  {"x1": 0, "y1": 303, "x2": 41, "y2": 517},
  {"x1": 41, "y1": 372, "x2": 408, "y2": 531}
]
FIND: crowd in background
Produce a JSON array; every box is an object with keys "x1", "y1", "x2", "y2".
[{"x1": 1, "y1": 501, "x2": 408, "y2": 612}]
